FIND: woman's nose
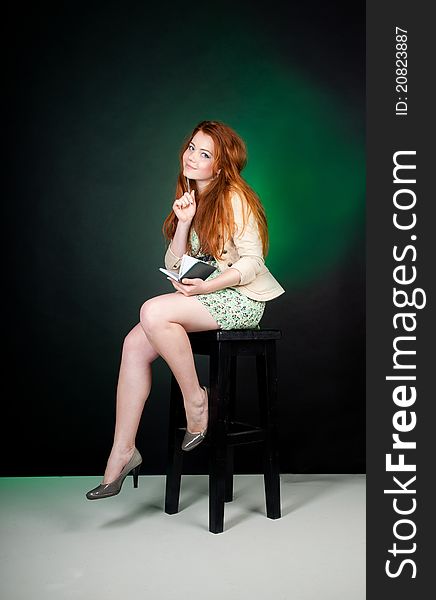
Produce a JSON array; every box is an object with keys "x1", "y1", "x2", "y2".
[{"x1": 188, "y1": 152, "x2": 198, "y2": 165}]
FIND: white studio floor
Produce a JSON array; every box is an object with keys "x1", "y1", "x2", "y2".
[{"x1": 0, "y1": 474, "x2": 365, "y2": 600}]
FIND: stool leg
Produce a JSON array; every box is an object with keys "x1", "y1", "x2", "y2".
[
  {"x1": 225, "y1": 446, "x2": 234, "y2": 502},
  {"x1": 225, "y1": 355, "x2": 237, "y2": 503},
  {"x1": 165, "y1": 375, "x2": 184, "y2": 515},
  {"x1": 257, "y1": 341, "x2": 281, "y2": 519},
  {"x1": 208, "y1": 342, "x2": 231, "y2": 533}
]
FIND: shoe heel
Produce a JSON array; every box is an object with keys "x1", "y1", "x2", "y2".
[{"x1": 132, "y1": 464, "x2": 140, "y2": 488}]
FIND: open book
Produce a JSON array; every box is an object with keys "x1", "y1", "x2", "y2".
[{"x1": 159, "y1": 254, "x2": 216, "y2": 282}]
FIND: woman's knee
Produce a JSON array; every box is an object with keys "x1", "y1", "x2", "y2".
[
  {"x1": 122, "y1": 323, "x2": 159, "y2": 362},
  {"x1": 140, "y1": 297, "x2": 167, "y2": 333}
]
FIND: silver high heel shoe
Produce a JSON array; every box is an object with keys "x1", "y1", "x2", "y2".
[
  {"x1": 182, "y1": 386, "x2": 209, "y2": 451},
  {"x1": 86, "y1": 447, "x2": 142, "y2": 500}
]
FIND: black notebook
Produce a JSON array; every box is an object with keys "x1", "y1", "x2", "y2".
[{"x1": 159, "y1": 254, "x2": 216, "y2": 282}]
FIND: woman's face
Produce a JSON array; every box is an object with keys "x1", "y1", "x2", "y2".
[{"x1": 183, "y1": 131, "x2": 217, "y2": 190}]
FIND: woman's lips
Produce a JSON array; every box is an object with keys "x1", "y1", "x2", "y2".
[{"x1": 186, "y1": 164, "x2": 196, "y2": 170}]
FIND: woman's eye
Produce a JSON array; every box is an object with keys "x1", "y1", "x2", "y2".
[{"x1": 188, "y1": 144, "x2": 210, "y2": 158}]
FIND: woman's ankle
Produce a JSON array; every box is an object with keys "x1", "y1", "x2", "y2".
[
  {"x1": 186, "y1": 387, "x2": 208, "y2": 432},
  {"x1": 110, "y1": 443, "x2": 135, "y2": 456}
]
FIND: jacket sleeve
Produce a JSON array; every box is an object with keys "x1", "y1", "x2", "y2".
[
  {"x1": 164, "y1": 243, "x2": 182, "y2": 271},
  {"x1": 228, "y1": 193, "x2": 265, "y2": 286}
]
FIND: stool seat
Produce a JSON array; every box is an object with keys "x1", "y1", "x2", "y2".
[
  {"x1": 165, "y1": 327, "x2": 282, "y2": 533},
  {"x1": 188, "y1": 329, "x2": 282, "y2": 342}
]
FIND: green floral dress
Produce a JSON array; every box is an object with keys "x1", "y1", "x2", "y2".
[{"x1": 189, "y1": 229, "x2": 266, "y2": 330}]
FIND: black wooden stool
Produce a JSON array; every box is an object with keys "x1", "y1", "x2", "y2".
[{"x1": 164, "y1": 328, "x2": 282, "y2": 534}]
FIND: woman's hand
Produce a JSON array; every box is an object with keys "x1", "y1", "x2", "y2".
[
  {"x1": 168, "y1": 277, "x2": 208, "y2": 296},
  {"x1": 172, "y1": 190, "x2": 196, "y2": 223}
]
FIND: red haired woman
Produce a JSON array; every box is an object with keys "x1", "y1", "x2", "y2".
[{"x1": 86, "y1": 121, "x2": 285, "y2": 500}]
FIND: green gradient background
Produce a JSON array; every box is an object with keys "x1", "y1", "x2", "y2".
[
  {"x1": 24, "y1": 5, "x2": 364, "y2": 312},
  {"x1": 9, "y1": 1, "x2": 365, "y2": 475}
]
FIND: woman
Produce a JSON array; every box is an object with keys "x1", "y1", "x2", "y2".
[{"x1": 86, "y1": 120, "x2": 285, "y2": 500}]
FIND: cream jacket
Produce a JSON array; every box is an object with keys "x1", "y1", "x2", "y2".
[{"x1": 164, "y1": 192, "x2": 285, "y2": 302}]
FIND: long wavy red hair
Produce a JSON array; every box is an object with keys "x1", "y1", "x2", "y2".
[{"x1": 162, "y1": 120, "x2": 269, "y2": 259}]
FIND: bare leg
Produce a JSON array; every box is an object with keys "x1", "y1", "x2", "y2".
[
  {"x1": 140, "y1": 291, "x2": 220, "y2": 434},
  {"x1": 103, "y1": 323, "x2": 159, "y2": 484},
  {"x1": 102, "y1": 291, "x2": 219, "y2": 484}
]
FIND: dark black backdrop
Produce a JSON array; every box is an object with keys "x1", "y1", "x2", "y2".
[{"x1": 5, "y1": 1, "x2": 365, "y2": 476}]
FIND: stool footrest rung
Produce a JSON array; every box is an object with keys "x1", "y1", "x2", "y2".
[
  {"x1": 227, "y1": 420, "x2": 265, "y2": 446},
  {"x1": 176, "y1": 422, "x2": 265, "y2": 446}
]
